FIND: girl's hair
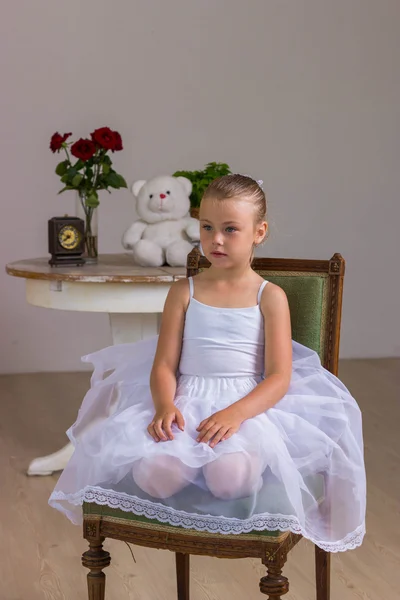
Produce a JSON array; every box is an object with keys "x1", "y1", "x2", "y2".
[{"x1": 202, "y1": 174, "x2": 267, "y2": 223}]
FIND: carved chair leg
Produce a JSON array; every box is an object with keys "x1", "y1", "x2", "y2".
[
  {"x1": 176, "y1": 552, "x2": 190, "y2": 600},
  {"x1": 260, "y1": 554, "x2": 289, "y2": 599},
  {"x1": 315, "y1": 546, "x2": 330, "y2": 600},
  {"x1": 82, "y1": 537, "x2": 111, "y2": 600}
]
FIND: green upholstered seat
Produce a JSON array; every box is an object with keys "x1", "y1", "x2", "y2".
[
  {"x1": 82, "y1": 502, "x2": 284, "y2": 540},
  {"x1": 83, "y1": 268, "x2": 329, "y2": 540}
]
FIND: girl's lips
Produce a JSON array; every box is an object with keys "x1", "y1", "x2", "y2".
[{"x1": 211, "y1": 251, "x2": 227, "y2": 256}]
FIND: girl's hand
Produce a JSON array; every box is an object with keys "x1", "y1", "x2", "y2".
[
  {"x1": 196, "y1": 407, "x2": 243, "y2": 448},
  {"x1": 148, "y1": 406, "x2": 185, "y2": 442}
]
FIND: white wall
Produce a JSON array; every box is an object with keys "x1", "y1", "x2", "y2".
[{"x1": 1, "y1": 0, "x2": 399, "y2": 373}]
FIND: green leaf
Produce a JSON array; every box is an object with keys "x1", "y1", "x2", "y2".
[
  {"x1": 57, "y1": 185, "x2": 75, "y2": 194},
  {"x1": 173, "y1": 170, "x2": 190, "y2": 178},
  {"x1": 86, "y1": 191, "x2": 99, "y2": 208},
  {"x1": 72, "y1": 174, "x2": 83, "y2": 187},
  {"x1": 65, "y1": 167, "x2": 77, "y2": 184},
  {"x1": 116, "y1": 174, "x2": 127, "y2": 188},
  {"x1": 102, "y1": 155, "x2": 112, "y2": 165},
  {"x1": 73, "y1": 159, "x2": 85, "y2": 171},
  {"x1": 55, "y1": 160, "x2": 69, "y2": 176},
  {"x1": 105, "y1": 171, "x2": 121, "y2": 189},
  {"x1": 173, "y1": 162, "x2": 231, "y2": 207},
  {"x1": 102, "y1": 163, "x2": 110, "y2": 175},
  {"x1": 60, "y1": 174, "x2": 69, "y2": 183}
]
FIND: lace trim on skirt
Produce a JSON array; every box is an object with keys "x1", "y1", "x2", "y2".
[{"x1": 50, "y1": 486, "x2": 365, "y2": 553}]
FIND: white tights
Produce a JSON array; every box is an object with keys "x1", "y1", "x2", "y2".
[
  {"x1": 132, "y1": 453, "x2": 263, "y2": 500},
  {"x1": 132, "y1": 456, "x2": 197, "y2": 499},
  {"x1": 203, "y1": 453, "x2": 263, "y2": 500}
]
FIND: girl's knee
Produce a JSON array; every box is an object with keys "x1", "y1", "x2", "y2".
[
  {"x1": 132, "y1": 456, "x2": 195, "y2": 499},
  {"x1": 204, "y1": 453, "x2": 262, "y2": 500}
]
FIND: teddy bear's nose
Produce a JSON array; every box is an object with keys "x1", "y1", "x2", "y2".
[{"x1": 160, "y1": 193, "x2": 166, "y2": 199}]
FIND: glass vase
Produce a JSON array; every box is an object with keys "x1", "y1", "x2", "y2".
[{"x1": 75, "y1": 192, "x2": 99, "y2": 263}]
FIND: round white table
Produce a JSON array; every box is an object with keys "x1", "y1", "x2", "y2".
[{"x1": 6, "y1": 254, "x2": 186, "y2": 475}]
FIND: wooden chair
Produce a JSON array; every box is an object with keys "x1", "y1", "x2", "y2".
[{"x1": 82, "y1": 248, "x2": 345, "y2": 600}]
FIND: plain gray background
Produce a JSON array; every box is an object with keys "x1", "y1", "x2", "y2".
[{"x1": 1, "y1": 0, "x2": 399, "y2": 373}]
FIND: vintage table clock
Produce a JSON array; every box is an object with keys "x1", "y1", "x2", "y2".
[{"x1": 48, "y1": 215, "x2": 85, "y2": 266}]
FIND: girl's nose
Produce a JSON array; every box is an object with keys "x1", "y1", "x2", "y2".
[
  {"x1": 160, "y1": 193, "x2": 166, "y2": 199},
  {"x1": 212, "y1": 232, "x2": 223, "y2": 245}
]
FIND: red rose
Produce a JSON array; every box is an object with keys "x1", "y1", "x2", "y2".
[
  {"x1": 71, "y1": 138, "x2": 96, "y2": 161},
  {"x1": 91, "y1": 127, "x2": 117, "y2": 151},
  {"x1": 50, "y1": 131, "x2": 72, "y2": 153},
  {"x1": 112, "y1": 130, "x2": 123, "y2": 151}
]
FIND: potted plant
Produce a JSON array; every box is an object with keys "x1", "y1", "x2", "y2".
[
  {"x1": 50, "y1": 127, "x2": 127, "y2": 263},
  {"x1": 173, "y1": 162, "x2": 231, "y2": 218}
]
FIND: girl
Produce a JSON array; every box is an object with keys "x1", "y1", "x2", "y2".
[{"x1": 49, "y1": 175, "x2": 366, "y2": 552}]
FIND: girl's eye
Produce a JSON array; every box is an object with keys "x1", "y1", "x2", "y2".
[
  {"x1": 202, "y1": 225, "x2": 212, "y2": 231},
  {"x1": 226, "y1": 227, "x2": 237, "y2": 233}
]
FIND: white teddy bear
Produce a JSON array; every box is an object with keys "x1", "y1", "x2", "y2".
[{"x1": 122, "y1": 175, "x2": 200, "y2": 267}]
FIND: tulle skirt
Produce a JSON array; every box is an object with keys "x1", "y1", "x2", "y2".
[{"x1": 49, "y1": 338, "x2": 366, "y2": 552}]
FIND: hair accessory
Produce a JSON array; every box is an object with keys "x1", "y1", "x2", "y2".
[{"x1": 243, "y1": 174, "x2": 264, "y2": 190}]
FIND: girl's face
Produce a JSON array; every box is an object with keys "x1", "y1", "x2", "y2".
[{"x1": 199, "y1": 197, "x2": 267, "y2": 268}]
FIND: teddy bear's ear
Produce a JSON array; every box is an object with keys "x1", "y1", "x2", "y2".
[
  {"x1": 175, "y1": 176, "x2": 192, "y2": 197},
  {"x1": 132, "y1": 180, "x2": 146, "y2": 197}
]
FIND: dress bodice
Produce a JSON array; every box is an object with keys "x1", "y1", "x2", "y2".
[{"x1": 178, "y1": 277, "x2": 268, "y2": 377}]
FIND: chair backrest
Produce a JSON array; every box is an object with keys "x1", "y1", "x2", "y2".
[{"x1": 186, "y1": 248, "x2": 345, "y2": 376}]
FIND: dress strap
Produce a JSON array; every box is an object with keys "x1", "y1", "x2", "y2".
[
  {"x1": 188, "y1": 276, "x2": 194, "y2": 298},
  {"x1": 257, "y1": 280, "x2": 269, "y2": 304}
]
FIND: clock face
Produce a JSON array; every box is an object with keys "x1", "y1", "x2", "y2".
[{"x1": 58, "y1": 225, "x2": 81, "y2": 250}]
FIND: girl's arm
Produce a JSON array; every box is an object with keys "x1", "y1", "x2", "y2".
[
  {"x1": 150, "y1": 278, "x2": 188, "y2": 409},
  {"x1": 197, "y1": 284, "x2": 292, "y2": 446}
]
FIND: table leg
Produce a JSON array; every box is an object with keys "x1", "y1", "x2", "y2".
[
  {"x1": 108, "y1": 313, "x2": 161, "y2": 344},
  {"x1": 27, "y1": 312, "x2": 161, "y2": 476}
]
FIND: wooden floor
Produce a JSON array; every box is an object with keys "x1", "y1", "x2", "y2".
[{"x1": 0, "y1": 358, "x2": 399, "y2": 600}]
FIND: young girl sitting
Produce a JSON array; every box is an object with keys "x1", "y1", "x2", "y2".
[{"x1": 49, "y1": 174, "x2": 366, "y2": 552}]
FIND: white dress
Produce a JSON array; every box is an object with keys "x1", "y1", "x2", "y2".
[{"x1": 49, "y1": 278, "x2": 366, "y2": 552}]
